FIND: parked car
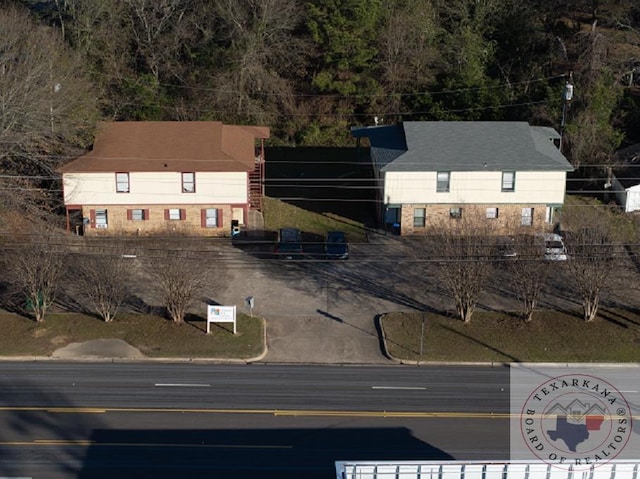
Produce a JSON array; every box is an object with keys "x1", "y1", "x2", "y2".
[
  {"x1": 538, "y1": 233, "x2": 568, "y2": 261},
  {"x1": 497, "y1": 233, "x2": 567, "y2": 261},
  {"x1": 495, "y1": 235, "x2": 518, "y2": 258},
  {"x1": 325, "y1": 231, "x2": 349, "y2": 260},
  {"x1": 275, "y1": 228, "x2": 303, "y2": 259}
]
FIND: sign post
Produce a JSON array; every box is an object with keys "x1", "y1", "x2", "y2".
[
  {"x1": 207, "y1": 305, "x2": 237, "y2": 334},
  {"x1": 244, "y1": 296, "x2": 254, "y2": 317}
]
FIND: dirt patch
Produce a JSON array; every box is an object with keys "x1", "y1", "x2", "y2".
[{"x1": 32, "y1": 328, "x2": 49, "y2": 338}]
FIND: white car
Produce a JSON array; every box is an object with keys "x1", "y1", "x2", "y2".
[{"x1": 538, "y1": 233, "x2": 568, "y2": 261}]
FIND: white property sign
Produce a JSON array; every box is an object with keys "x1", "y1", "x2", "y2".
[{"x1": 207, "y1": 305, "x2": 237, "y2": 334}]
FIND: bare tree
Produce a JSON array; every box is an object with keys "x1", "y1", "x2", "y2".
[
  {"x1": 0, "y1": 6, "x2": 98, "y2": 162},
  {"x1": 562, "y1": 202, "x2": 625, "y2": 322},
  {"x1": 429, "y1": 214, "x2": 495, "y2": 322},
  {"x1": 503, "y1": 233, "x2": 549, "y2": 322},
  {"x1": 378, "y1": 0, "x2": 440, "y2": 102},
  {"x1": 71, "y1": 241, "x2": 131, "y2": 322},
  {"x1": 145, "y1": 237, "x2": 226, "y2": 323},
  {"x1": 121, "y1": 0, "x2": 193, "y2": 81},
  {"x1": 5, "y1": 233, "x2": 67, "y2": 322},
  {"x1": 208, "y1": 0, "x2": 306, "y2": 124},
  {"x1": 0, "y1": 5, "x2": 98, "y2": 217}
]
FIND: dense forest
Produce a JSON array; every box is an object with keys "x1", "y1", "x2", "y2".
[{"x1": 1, "y1": 0, "x2": 640, "y2": 220}]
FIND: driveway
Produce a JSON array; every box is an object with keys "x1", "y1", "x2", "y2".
[{"x1": 219, "y1": 236, "x2": 402, "y2": 364}]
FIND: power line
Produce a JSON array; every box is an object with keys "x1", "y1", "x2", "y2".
[{"x1": 91, "y1": 70, "x2": 567, "y2": 100}]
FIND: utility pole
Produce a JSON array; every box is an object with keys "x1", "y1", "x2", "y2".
[{"x1": 560, "y1": 72, "x2": 574, "y2": 153}]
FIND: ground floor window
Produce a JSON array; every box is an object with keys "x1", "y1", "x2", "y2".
[
  {"x1": 413, "y1": 208, "x2": 426, "y2": 227},
  {"x1": 204, "y1": 208, "x2": 219, "y2": 228},
  {"x1": 449, "y1": 207, "x2": 462, "y2": 219},
  {"x1": 486, "y1": 207, "x2": 498, "y2": 219},
  {"x1": 128, "y1": 209, "x2": 147, "y2": 221},
  {"x1": 165, "y1": 208, "x2": 185, "y2": 220},
  {"x1": 95, "y1": 209, "x2": 108, "y2": 228},
  {"x1": 521, "y1": 207, "x2": 533, "y2": 226}
]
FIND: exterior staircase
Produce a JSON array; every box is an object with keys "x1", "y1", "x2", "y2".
[{"x1": 248, "y1": 155, "x2": 264, "y2": 211}]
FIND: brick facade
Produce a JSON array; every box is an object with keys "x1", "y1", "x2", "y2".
[
  {"x1": 400, "y1": 204, "x2": 550, "y2": 236},
  {"x1": 82, "y1": 204, "x2": 238, "y2": 237}
]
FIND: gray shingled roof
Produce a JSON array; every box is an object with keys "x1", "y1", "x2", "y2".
[{"x1": 352, "y1": 121, "x2": 573, "y2": 173}]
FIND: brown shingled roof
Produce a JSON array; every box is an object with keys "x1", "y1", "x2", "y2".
[{"x1": 58, "y1": 121, "x2": 270, "y2": 173}]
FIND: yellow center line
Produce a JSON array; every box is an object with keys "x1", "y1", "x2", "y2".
[
  {"x1": 0, "y1": 406, "x2": 507, "y2": 417},
  {"x1": 4, "y1": 440, "x2": 292, "y2": 449},
  {"x1": 0, "y1": 407, "x2": 636, "y2": 420},
  {"x1": 46, "y1": 408, "x2": 107, "y2": 414},
  {"x1": 35, "y1": 439, "x2": 95, "y2": 445}
]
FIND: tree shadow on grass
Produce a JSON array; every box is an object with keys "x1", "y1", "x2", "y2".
[
  {"x1": 181, "y1": 314, "x2": 236, "y2": 335},
  {"x1": 374, "y1": 313, "x2": 423, "y2": 359},
  {"x1": 183, "y1": 313, "x2": 207, "y2": 333},
  {"x1": 122, "y1": 294, "x2": 157, "y2": 314},
  {"x1": 596, "y1": 308, "x2": 640, "y2": 329},
  {"x1": 438, "y1": 324, "x2": 520, "y2": 362}
]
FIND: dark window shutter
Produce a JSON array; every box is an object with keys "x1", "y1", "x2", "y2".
[
  {"x1": 201, "y1": 209, "x2": 206, "y2": 227},
  {"x1": 90, "y1": 209, "x2": 96, "y2": 228},
  {"x1": 180, "y1": 208, "x2": 186, "y2": 220},
  {"x1": 144, "y1": 209, "x2": 149, "y2": 221},
  {"x1": 126, "y1": 209, "x2": 132, "y2": 221},
  {"x1": 164, "y1": 209, "x2": 169, "y2": 220},
  {"x1": 218, "y1": 210, "x2": 223, "y2": 228}
]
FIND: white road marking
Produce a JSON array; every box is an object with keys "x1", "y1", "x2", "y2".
[
  {"x1": 371, "y1": 386, "x2": 426, "y2": 391},
  {"x1": 154, "y1": 383, "x2": 211, "y2": 388}
]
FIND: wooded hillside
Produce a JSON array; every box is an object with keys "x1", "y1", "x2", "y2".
[{"x1": 1, "y1": 0, "x2": 640, "y2": 219}]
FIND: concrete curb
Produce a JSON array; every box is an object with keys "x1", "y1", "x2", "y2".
[{"x1": 376, "y1": 313, "x2": 402, "y2": 365}]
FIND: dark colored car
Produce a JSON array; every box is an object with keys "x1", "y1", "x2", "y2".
[
  {"x1": 325, "y1": 231, "x2": 349, "y2": 260},
  {"x1": 275, "y1": 227, "x2": 303, "y2": 259}
]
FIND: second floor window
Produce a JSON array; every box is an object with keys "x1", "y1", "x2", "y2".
[
  {"x1": 502, "y1": 171, "x2": 515, "y2": 192},
  {"x1": 182, "y1": 172, "x2": 195, "y2": 193},
  {"x1": 437, "y1": 171, "x2": 450, "y2": 192},
  {"x1": 116, "y1": 172, "x2": 129, "y2": 193}
]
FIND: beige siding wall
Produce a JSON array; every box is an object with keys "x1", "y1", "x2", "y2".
[
  {"x1": 401, "y1": 204, "x2": 548, "y2": 236},
  {"x1": 81, "y1": 204, "x2": 238, "y2": 237},
  {"x1": 384, "y1": 171, "x2": 567, "y2": 204},
  {"x1": 63, "y1": 171, "x2": 248, "y2": 205}
]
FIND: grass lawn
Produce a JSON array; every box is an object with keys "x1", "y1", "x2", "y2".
[
  {"x1": 262, "y1": 197, "x2": 368, "y2": 243},
  {"x1": 0, "y1": 312, "x2": 265, "y2": 359},
  {"x1": 381, "y1": 309, "x2": 640, "y2": 363}
]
